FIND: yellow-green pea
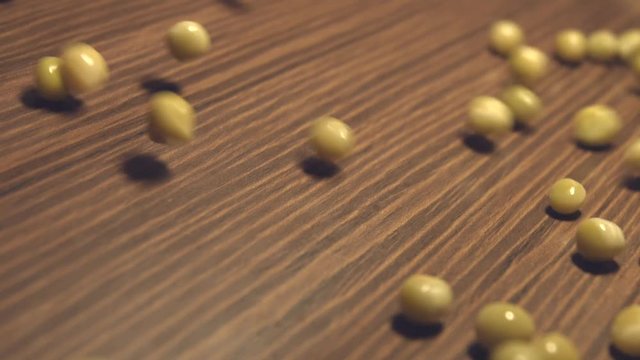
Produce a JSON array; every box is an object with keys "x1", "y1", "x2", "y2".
[
  {"x1": 399, "y1": 274, "x2": 453, "y2": 325},
  {"x1": 573, "y1": 105, "x2": 622, "y2": 146},
  {"x1": 167, "y1": 21, "x2": 211, "y2": 61},
  {"x1": 555, "y1": 29, "x2": 587, "y2": 63},
  {"x1": 467, "y1": 96, "x2": 514, "y2": 136},
  {"x1": 60, "y1": 43, "x2": 109, "y2": 95},
  {"x1": 618, "y1": 29, "x2": 640, "y2": 62},
  {"x1": 548, "y1": 178, "x2": 586, "y2": 215},
  {"x1": 587, "y1": 30, "x2": 618, "y2": 61},
  {"x1": 534, "y1": 333, "x2": 581, "y2": 360},
  {"x1": 490, "y1": 20, "x2": 525, "y2": 56},
  {"x1": 491, "y1": 341, "x2": 543, "y2": 360},
  {"x1": 624, "y1": 138, "x2": 640, "y2": 171},
  {"x1": 34, "y1": 56, "x2": 68, "y2": 101},
  {"x1": 509, "y1": 46, "x2": 549, "y2": 84},
  {"x1": 500, "y1": 85, "x2": 542, "y2": 125},
  {"x1": 309, "y1": 116, "x2": 355, "y2": 161},
  {"x1": 475, "y1": 302, "x2": 536, "y2": 348},
  {"x1": 611, "y1": 305, "x2": 640, "y2": 357},
  {"x1": 575, "y1": 217, "x2": 625, "y2": 262},
  {"x1": 148, "y1": 91, "x2": 195, "y2": 145}
]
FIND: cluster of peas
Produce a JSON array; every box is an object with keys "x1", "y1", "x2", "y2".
[{"x1": 398, "y1": 20, "x2": 640, "y2": 360}]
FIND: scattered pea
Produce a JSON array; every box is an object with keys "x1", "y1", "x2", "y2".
[
  {"x1": 167, "y1": 21, "x2": 211, "y2": 61},
  {"x1": 467, "y1": 96, "x2": 514, "y2": 136},
  {"x1": 611, "y1": 305, "x2": 640, "y2": 357},
  {"x1": 573, "y1": 105, "x2": 622, "y2": 146},
  {"x1": 575, "y1": 217, "x2": 625, "y2": 262},
  {"x1": 491, "y1": 341, "x2": 543, "y2": 360},
  {"x1": 618, "y1": 29, "x2": 640, "y2": 62},
  {"x1": 533, "y1": 333, "x2": 581, "y2": 360},
  {"x1": 500, "y1": 85, "x2": 542, "y2": 125},
  {"x1": 555, "y1": 29, "x2": 587, "y2": 63},
  {"x1": 490, "y1": 20, "x2": 525, "y2": 56},
  {"x1": 60, "y1": 43, "x2": 109, "y2": 95},
  {"x1": 509, "y1": 46, "x2": 549, "y2": 84},
  {"x1": 624, "y1": 138, "x2": 640, "y2": 171},
  {"x1": 475, "y1": 302, "x2": 536, "y2": 348},
  {"x1": 548, "y1": 178, "x2": 586, "y2": 215},
  {"x1": 399, "y1": 274, "x2": 453, "y2": 325},
  {"x1": 587, "y1": 30, "x2": 618, "y2": 62},
  {"x1": 309, "y1": 116, "x2": 355, "y2": 161},
  {"x1": 148, "y1": 91, "x2": 195, "y2": 145},
  {"x1": 34, "y1": 56, "x2": 68, "y2": 101}
]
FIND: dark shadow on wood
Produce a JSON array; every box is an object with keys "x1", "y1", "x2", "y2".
[
  {"x1": 513, "y1": 122, "x2": 534, "y2": 135},
  {"x1": 610, "y1": 345, "x2": 640, "y2": 360},
  {"x1": 627, "y1": 85, "x2": 640, "y2": 96},
  {"x1": 141, "y1": 78, "x2": 182, "y2": 95},
  {"x1": 20, "y1": 88, "x2": 83, "y2": 114},
  {"x1": 571, "y1": 253, "x2": 619, "y2": 275},
  {"x1": 122, "y1": 154, "x2": 171, "y2": 183},
  {"x1": 553, "y1": 54, "x2": 583, "y2": 69},
  {"x1": 216, "y1": 0, "x2": 249, "y2": 11},
  {"x1": 461, "y1": 134, "x2": 495, "y2": 154},
  {"x1": 545, "y1": 206, "x2": 581, "y2": 221},
  {"x1": 390, "y1": 314, "x2": 443, "y2": 340},
  {"x1": 300, "y1": 156, "x2": 340, "y2": 179},
  {"x1": 575, "y1": 142, "x2": 613, "y2": 152},
  {"x1": 467, "y1": 342, "x2": 489, "y2": 360},
  {"x1": 622, "y1": 177, "x2": 640, "y2": 192}
]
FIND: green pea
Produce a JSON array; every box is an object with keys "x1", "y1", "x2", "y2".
[
  {"x1": 575, "y1": 217, "x2": 625, "y2": 262},
  {"x1": 148, "y1": 91, "x2": 195, "y2": 145},
  {"x1": 399, "y1": 274, "x2": 453, "y2": 324},
  {"x1": 500, "y1": 85, "x2": 542, "y2": 125},
  {"x1": 475, "y1": 302, "x2": 536, "y2": 348}
]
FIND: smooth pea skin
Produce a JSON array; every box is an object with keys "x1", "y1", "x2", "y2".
[
  {"x1": 624, "y1": 139, "x2": 640, "y2": 171},
  {"x1": 309, "y1": 116, "x2": 355, "y2": 161},
  {"x1": 468, "y1": 96, "x2": 514, "y2": 136},
  {"x1": 548, "y1": 178, "x2": 586, "y2": 215},
  {"x1": 611, "y1": 305, "x2": 640, "y2": 357},
  {"x1": 475, "y1": 302, "x2": 536, "y2": 348},
  {"x1": 509, "y1": 46, "x2": 549, "y2": 84},
  {"x1": 555, "y1": 29, "x2": 587, "y2": 63},
  {"x1": 60, "y1": 43, "x2": 109, "y2": 95},
  {"x1": 399, "y1": 274, "x2": 453, "y2": 325},
  {"x1": 573, "y1": 105, "x2": 622, "y2": 146},
  {"x1": 491, "y1": 341, "x2": 543, "y2": 360},
  {"x1": 500, "y1": 85, "x2": 542, "y2": 125},
  {"x1": 167, "y1": 21, "x2": 211, "y2": 61},
  {"x1": 618, "y1": 29, "x2": 640, "y2": 62},
  {"x1": 587, "y1": 30, "x2": 618, "y2": 62},
  {"x1": 148, "y1": 91, "x2": 195, "y2": 145},
  {"x1": 534, "y1": 333, "x2": 581, "y2": 360},
  {"x1": 575, "y1": 218, "x2": 625, "y2": 262},
  {"x1": 34, "y1": 57, "x2": 68, "y2": 101},
  {"x1": 490, "y1": 20, "x2": 525, "y2": 56}
]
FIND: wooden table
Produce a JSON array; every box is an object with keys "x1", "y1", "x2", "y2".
[{"x1": 1, "y1": 0, "x2": 639, "y2": 358}]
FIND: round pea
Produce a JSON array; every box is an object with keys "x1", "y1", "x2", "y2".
[
  {"x1": 60, "y1": 43, "x2": 109, "y2": 95},
  {"x1": 618, "y1": 29, "x2": 640, "y2": 62},
  {"x1": 309, "y1": 116, "x2": 355, "y2": 161},
  {"x1": 587, "y1": 30, "x2": 618, "y2": 61},
  {"x1": 167, "y1": 21, "x2": 211, "y2": 61},
  {"x1": 148, "y1": 91, "x2": 195, "y2": 145},
  {"x1": 533, "y1": 333, "x2": 581, "y2": 360},
  {"x1": 490, "y1": 20, "x2": 525, "y2": 56},
  {"x1": 573, "y1": 105, "x2": 622, "y2": 146},
  {"x1": 475, "y1": 302, "x2": 536, "y2": 348},
  {"x1": 500, "y1": 85, "x2": 542, "y2": 125},
  {"x1": 611, "y1": 305, "x2": 640, "y2": 357},
  {"x1": 575, "y1": 217, "x2": 625, "y2": 262},
  {"x1": 34, "y1": 56, "x2": 68, "y2": 101},
  {"x1": 399, "y1": 274, "x2": 453, "y2": 325},
  {"x1": 624, "y1": 139, "x2": 640, "y2": 171},
  {"x1": 491, "y1": 341, "x2": 543, "y2": 360},
  {"x1": 555, "y1": 29, "x2": 587, "y2": 63},
  {"x1": 548, "y1": 178, "x2": 586, "y2": 215},
  {"x1": 509, "y1": 46, "x2": 549, "y2": 84},
  {"x1": 467, "y1": 96, "x2": 514, "y2": 136}
]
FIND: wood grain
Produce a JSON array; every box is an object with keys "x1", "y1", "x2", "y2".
[{"x1": 1, "y1": 0, "x2": 639, "y2": 359}]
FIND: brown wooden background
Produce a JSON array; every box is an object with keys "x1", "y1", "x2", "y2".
[{"x1": 1, "y1": 0, "x2": 639, "y2": 359}]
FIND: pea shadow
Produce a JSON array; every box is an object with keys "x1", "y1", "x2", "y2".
[
  {"x1": 216, "y1": 0, "x2": 249, "y2": 11},
  {"x1": 20, "y1": 87, "x2": 83, "y2": 113},
  {"x1": 390, "y1": 314, "x2": 443, "y2": 340},
  {"x1": 622, "y1": 177, "x2": 640, "y2": 192},
  {"x1": 461, "y1": 134, "x2": 495, "y2": 154},
  {"x1": 141, "y1": 78, "x2": 182, "y2": 95},
  {"x1": 553, "y1": 54, "x2": 583, "y2": 69},
  {"x1": 300, "y1": 156, "x2": 340, "y2": 179},
  {"x1": 571, "y1": 253, "x2": 619, "y2": 275},
  {"x1": 467, "y1": 342, "x2": 489, "y2": 360},
  {"x1": 122, "y1": 154, "x2": 171, "y2": 183},
  {"x1": 575, "y1": 142, "x2": 613, "y2": 152},
  {"x1": 513, "y1": 122, "x2": 535, "y2": 135},
  {"x1": 545, "y1": 206, "x2": 581, "y2": 221},
  {"x1": 610, "y1": 345, "x2": 640, "y2": 360}
]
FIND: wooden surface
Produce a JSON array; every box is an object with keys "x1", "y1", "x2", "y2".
[{"x1": 1, "y1": 0, "x2": 639, "y2": 359}]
